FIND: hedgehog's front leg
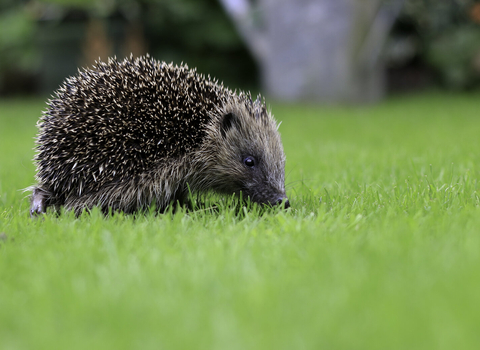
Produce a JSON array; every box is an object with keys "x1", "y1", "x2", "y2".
[{"x1": 30, "y1": 186, "x2": 48, "y2": 217}]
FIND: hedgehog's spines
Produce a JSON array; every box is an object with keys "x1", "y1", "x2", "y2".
[{"x1": 33, "y1": 56, "x2": 229, "y2": 194}]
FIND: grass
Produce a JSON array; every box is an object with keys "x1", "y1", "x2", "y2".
[{"x1": 1, "y1": 92, "x2": 480, "y2": 349}]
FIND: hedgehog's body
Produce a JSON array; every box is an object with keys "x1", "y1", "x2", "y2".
[{"x1": 30, "y1": 55, "x2": 288, "y2": 216}]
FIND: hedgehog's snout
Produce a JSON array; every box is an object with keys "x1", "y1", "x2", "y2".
[
  {"x1": 252, "y1": 195, "x2": 290, "y2": 209},
  {"x1": 275, "y1": 197, "x2": 290, "y2": 208},
  {"x1": 249, "y1": 187, "x2": 289, "y2": 209}
]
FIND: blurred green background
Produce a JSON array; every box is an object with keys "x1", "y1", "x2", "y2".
[
  {"x1": 2, "y1": 0, "x2": 480, "y2": 98},
  {"x1": 0, "y1": 0, "x2": 257, "y2": 96}
]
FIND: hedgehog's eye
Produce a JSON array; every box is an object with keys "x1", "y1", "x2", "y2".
[{"x1": 244, "y1": 156, "x2": 255, "y2": 167}]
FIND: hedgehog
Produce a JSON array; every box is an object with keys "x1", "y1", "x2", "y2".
[{"x1": 29, "y1": 55, "x2": 289, "y2": 216}]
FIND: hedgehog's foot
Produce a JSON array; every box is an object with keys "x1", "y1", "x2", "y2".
[{"x1": 30, "y1": 187, "x2": 48, "y2": 217}]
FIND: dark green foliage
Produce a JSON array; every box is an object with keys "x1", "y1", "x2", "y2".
[
  {"x1": 143, "y1": 0, "x2": 258, "y2": 90},
  {"x1": 0, "y1": 1, "x2": 37, "y2": 94},
  {"x1": 0, "y1": 0, "x2": 258, "y2": 96},
  {"x1": 402, "y1": 0, "x2": 480, "y2": 89}
]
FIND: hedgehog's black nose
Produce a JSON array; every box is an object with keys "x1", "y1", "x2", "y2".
[{"x1": 276, "y1": 198, "x2": 290, "y2": 209}]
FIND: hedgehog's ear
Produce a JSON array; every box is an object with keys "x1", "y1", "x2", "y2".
[{"x1": 221, "y1": 112, "x2": 238, "y2": 138}]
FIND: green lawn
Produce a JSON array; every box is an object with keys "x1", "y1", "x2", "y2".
[{"x1": 1, "y1": 93, "x2": 480, "y2": 349}]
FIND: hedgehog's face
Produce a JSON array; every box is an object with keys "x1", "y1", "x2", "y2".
[{"x1": 201, "y1": 97, "x2": 289, "y2": 208}]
